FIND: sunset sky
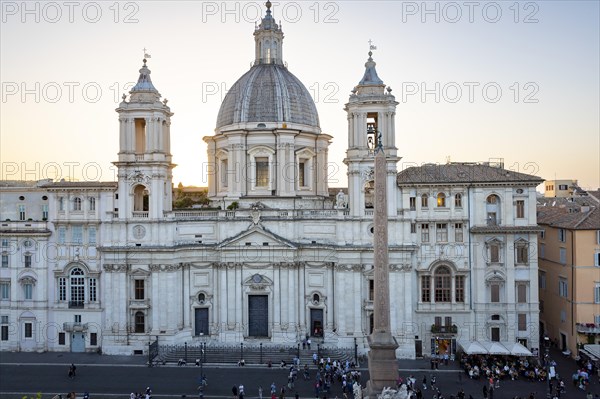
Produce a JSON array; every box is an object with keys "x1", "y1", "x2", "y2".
[{"x1": 1, "y1": 1, "x2": 598, "y2": 190}]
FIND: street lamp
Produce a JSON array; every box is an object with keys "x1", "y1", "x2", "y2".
[{"x1": 544, "y1": 336, "x2": 551, "y2": 399}]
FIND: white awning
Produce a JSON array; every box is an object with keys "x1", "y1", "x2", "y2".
[
  {"x1": 480, "y1": 341, "x2": 511, "y2": 355},
  {"x1": 501, "y1": 341, "x2": 534, "y2": 357},
  {"x1": 582, "y1": 344, "x2": 600, "y2": 361},
  {"x1": 457, "y1": 340, "x2": 488, "y2": 355}
]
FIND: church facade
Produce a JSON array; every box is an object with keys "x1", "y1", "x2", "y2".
[{"x1": 0, "y1": 3, "x2": 542, "y2": 358}]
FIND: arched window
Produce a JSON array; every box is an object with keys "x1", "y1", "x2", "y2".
[
  {"x1": 437, "y1": 193, "x2": 446, "y2": 207},
  {"x1": 73, "y1": 197, "x2": 82, "y2": 211},
  {"x1": 486, "y1": 194, "x2": 501, "y2": 225},
  {"x1": 58, "y1": 265, "x2": 97, "y2": 308},
  {"x1": 312, "y1": 293, "x2": 320, "y2": 304},
  {"x1": 455, "y1": 193, "x2": 462, "y2": 207},
  {"x1": 134, "y1": 311, "x2": 145, "y2": 333},
  {"x1": 434, "y1": 266, "x2": 451, "y2": 302},
  {"x1": 421, "y1": 194, "x2": 429, "y2": 208},
  {"x1": 487, "y1": 194, "x2": 499, "y2": 204},
  {"x1": 133, "y1": 185, "x2": 149, "y2": 212},
  {"x1": 70, "y1": 268, "x2": 85, "y2": 307}
]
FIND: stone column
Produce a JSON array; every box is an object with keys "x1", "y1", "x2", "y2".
[{"x1": 365, "y1": 147, "x2": 399, "y2": 397}]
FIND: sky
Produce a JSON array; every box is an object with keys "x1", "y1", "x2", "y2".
[{"x1": 1, "y1": 1, "x2": 599, "y2": 191}]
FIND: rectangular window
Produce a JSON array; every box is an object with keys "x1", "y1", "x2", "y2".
[
  {"x1": 24, "y1": 254, "x2": 31, "y2": 268},
  {"x1": 58, "y1": 226, "x2": 66, "y2": 244},
  {"x1": 24, "y1": 283, "x2": 32, "y2": 300},
  {"x1": 444, "y1": 316, "x2": 452, "y2": 327},
  {"x1": 517, "y1": 284, "x2": 527, "y2": 303},
  {"x1": 134, "y1": 279, "x2": 145, "y2": 300},
  {"x1": 255, "y1": 157, "x2": 269, "y2": 187},
  {"x1": 1, "y1": 325, "x2": 8, "y2": 341},
  {"x1": 421, "y1": 224, "x2": 430, "y2": 242},
  {"x1": 435, "y1": 274, "x2": 451, "y2": 302},
  {"x1": 540, "y1": 243, "x2": 545, "y2": 259},
  {"x1": 434, "y1": 316, "x2": 442, "y2": 327},
  {"x1": 18, "y1": 205, "x2": 26, "y2": 221},
  {"x1": 540, "y1": 229, "x2": 545, "y2": 239},
  {"x1": 88, "y1": 226, "x2": 96, "y2": 245},
  {"x1": 59, "y1": 278, "x2": 66, "y2": 301},
  {"x1": 74, "y1": 314, "x2": 81, "y2": 323},
  {"x1": 59, "y1": 332, "x2": 65, "y2": 345},
  {"x1": 516, "y1": 200, "x2": 525, "y2": 218},
  {"x1": 421, "y1": 276, "x2": 431, "y2": 302},
  {"x1": 24, "y1": 322, "x2": 32, "y2": 338},
  {"x1": 421, "y1": 194, "x2": 428, "y2": 208},
  {"x1": 518, "y1": 314, "x2": 527, "y2": 331},
  {"x1": 0, "y1": 283, "x2": 9, "y2": 300},
  {"x1": 491, "y1": 284, "x2": 500, "y2": 303},
  {"x1": 410, "y1": 223, "x2": 416, "y2": 234},
  {"x1": 516, "y1": 244, "x2": 529, "y2": 264},
  {"x1": 558, "y1": 184, "x2": 568, "y2": 190},
  {"x1": 298, "y1": 161, "x2": 306, "y2": 187},
  {"x1": 455, "y1": 193, "x2": 462, "y2": 208},
  {"x1": 560, "y1": 310, "x2": 566, "y2": 323},
  {"x1": 89, "y1": 197, "x2": 96, "y2": 211},
  {"x1": 436, "y1": 223, "x2": 448, "y2": 242},
  {"x1": 1, "y1": 254, "x2": 8, "y2": 268},
  {"x1": 89, "y1": 278, "x2": 97, "y2": 302},
  {"x1": 455, "y1": 223, "x2": 463, "y2": 242},
  {"x1": 59, "y1": 197, "x2": 64, "y2": 211},
  {"x1": 558, "y1": 228, "x2": 566, "y2": 242},
  {"x1": 594, "y1": 283, "x2": 600, "y2": 304},
  {"x1": 90, "y1": 332, "x2": 97, "y2": 346},
  {"x1": 42, "y1": 204, "x2": 49, "y2": 220},
  {"x1": 597, "y1": 230, "x2": 600, "y2": 245},
  {"x1": 595, "y1": 315, "x2": 600, "y2": 325},
  {"x1": 490, "y1": 244, "x2": 500, "y2": 263},
  {"x1": 539, "y1": 272, "x2": 546, "y2": 289},
  {"x1": 72, "y1": 226, "x2": 83, "y2": 245},
  {"x1": 368, "y1": 280, "x2": 374, "y2": 301},
  {"x1": 1, "y1": 239, "x2": 7, "y2": 248},
  {"x1": 559, "y1": 248, "x2": 567, "y2": 265},
  {"x1": 594, "y1": 252, "x2": 600, "y2": 267},
  {"x1": 409, "y1": 197, "x2": 416, "y2": 210},
  {"x1": 559, "y1": 278, "x2": 568, "y2": 298},
  {"x1": 455, "y1": 275, "x2": 465, "y2": 303}
]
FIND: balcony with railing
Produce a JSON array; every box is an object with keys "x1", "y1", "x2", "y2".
[
  {"x1": 576, "y1": 323, "x2": 600, "y2": 334},
  {"x1": 63, "y1": 322, "x2": 88, "y2": 332},
  {"x1": 132, "y1": 211, "x2": 149, "y2": 218}
]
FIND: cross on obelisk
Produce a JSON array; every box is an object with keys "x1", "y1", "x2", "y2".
[{"x1": 364, "y1": 136, "x2": 399, "y2": 397}]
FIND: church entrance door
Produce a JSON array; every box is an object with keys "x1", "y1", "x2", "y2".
[
  {"x1": 195, "y1": 308, "x2": 209, "y2": 336},
  {"x1": 248, "y1": 295, "x2": 268, "y2": 337},
  {"x1": 310, "y1": 309, "x2": 324, "y2": 337},
  {"x1": 71, "y1": 333, "x2": 85, "y2": 352}
]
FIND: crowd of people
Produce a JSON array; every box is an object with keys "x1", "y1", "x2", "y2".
[{"x1": 459, "y1": 354, "x2": 549, "y2": 382}]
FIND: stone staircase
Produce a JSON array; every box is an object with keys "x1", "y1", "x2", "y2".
[{"x1": 158, "y1": 343, "x2": 357, "y2": 366}]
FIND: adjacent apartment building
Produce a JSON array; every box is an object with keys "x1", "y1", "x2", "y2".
[{"x1": 537, "y1": 191, "x2": 600, "y2": 356}]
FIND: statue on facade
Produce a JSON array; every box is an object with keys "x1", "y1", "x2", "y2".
[{"x1": 335, "y1": 190, "x2": 347, "y2": 209}]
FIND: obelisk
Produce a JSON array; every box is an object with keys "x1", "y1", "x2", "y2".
[{"x1": 365, "y1": 137, "x2": 399, "y2": 397}]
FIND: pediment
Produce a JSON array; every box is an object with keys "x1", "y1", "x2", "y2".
[{"x1": 218, "y1": 225, "x2": 296, "y2": 249}]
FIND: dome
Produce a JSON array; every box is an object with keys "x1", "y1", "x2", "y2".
[{"x1": 216, "y1": 64, "x2": 320, "y2": 130}]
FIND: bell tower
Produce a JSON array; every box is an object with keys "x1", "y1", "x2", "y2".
[
  {"x1": 113, "y1": 58, "x2": 175, "y2": 219},
  {"x1": 344, "y1": 51, "x2": 399, "y2": 217}
]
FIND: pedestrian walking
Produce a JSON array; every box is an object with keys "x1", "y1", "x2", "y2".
[
  {"x1": 422, "y1": 375, "x2": 427, "y2": 390},
  {"x1": 232, "y1": 385, "x2": 238, "y2": 399},
  {"x1": 239, "y1": 384, "x2": 245, "y2": 399},
  {"x1": 258, "y1": 386, "x2": 263, "y2": 399}
]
